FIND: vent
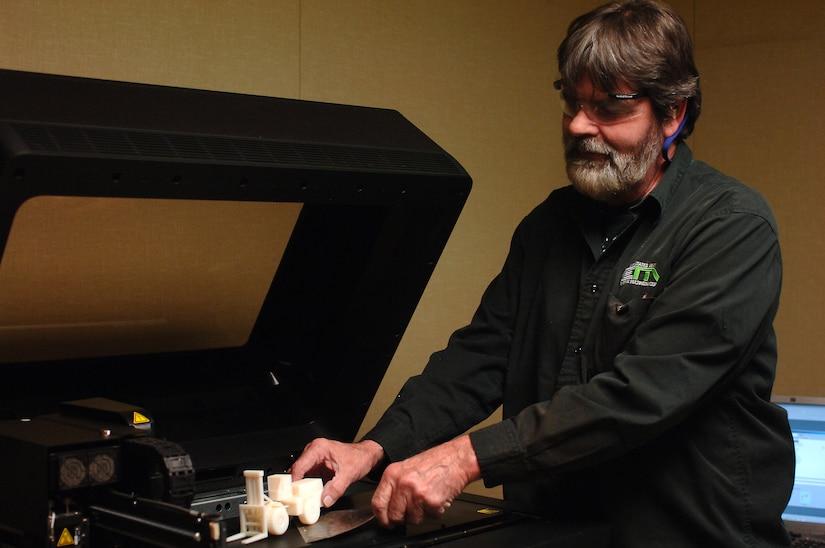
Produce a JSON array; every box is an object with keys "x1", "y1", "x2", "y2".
[{"x1": 9, "y1": 122, "x2": 462, "y2": 176}]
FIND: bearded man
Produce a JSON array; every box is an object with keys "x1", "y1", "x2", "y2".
[{"x1": 292, "y1": 1, "x2": 795, "y2": 545}]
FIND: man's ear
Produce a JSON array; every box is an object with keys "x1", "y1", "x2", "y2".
[
  {"x1": 664, "y1": 99, "x2": 688, "y2": 139},
  {"x1": 662, "y1": 99, "x2": 688, "y2": 161}
]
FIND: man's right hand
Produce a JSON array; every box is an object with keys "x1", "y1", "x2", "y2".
[{"x1": 290, "y1": 438, "x2": 385, "y2": 508}]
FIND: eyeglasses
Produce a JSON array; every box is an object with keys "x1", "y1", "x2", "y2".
[{"x1": 554, "y1": 79, "x2": 648, "y2": 125}]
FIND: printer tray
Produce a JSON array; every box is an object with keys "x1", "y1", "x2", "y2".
[{"x1": 222, "y1": 488, "x2": 611, "y2": 548}]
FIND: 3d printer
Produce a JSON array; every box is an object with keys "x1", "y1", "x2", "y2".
[{"x1": 0, "y1": 69, "x2": 470, "y2": 547}]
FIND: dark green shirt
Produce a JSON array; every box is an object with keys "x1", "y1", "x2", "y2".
[{"x1": 364, "y1": 144, "x2": 794, "y2": 547}]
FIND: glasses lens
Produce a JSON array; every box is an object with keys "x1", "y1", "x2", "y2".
[
  {"x1": 555, "y1": 82, "x2": 646, "y2": 125},
  {"x1": 559, "y1": 95, "x2": 643, "y2": 125},
  {"x1": 558, "y1": 90, "x2": 578, "y2": 118}
]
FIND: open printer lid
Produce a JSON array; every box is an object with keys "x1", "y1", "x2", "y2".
[{"x1": 0, "y1": 69, "x2": 471, "y2": 494}]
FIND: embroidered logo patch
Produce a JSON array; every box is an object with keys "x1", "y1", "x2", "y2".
[{"x1": 621, "y1": 261, "x2": 660, "y2": 287}]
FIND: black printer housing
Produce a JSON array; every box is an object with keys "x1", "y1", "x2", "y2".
[{"x1": 0, "y1": 68, "x2": 471, "y2": 542}]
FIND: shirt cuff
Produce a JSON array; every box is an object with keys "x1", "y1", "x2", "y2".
[
  {"x1": 360, "y1": 416, "x2": 420, "y2": 464},
  {"x1": 469, "y1": 419, "x2": 525, "y2": 488}
]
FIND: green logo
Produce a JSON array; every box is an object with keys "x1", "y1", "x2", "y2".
[
  {"x1": 622, "y1": 261, "x2": 660, "y2": 287},
  {"x1": 632, "y1": 265, "x2": 659, "y2": 283}
]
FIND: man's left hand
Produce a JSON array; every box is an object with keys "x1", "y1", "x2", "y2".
[{"x1": 371, "y1": 435, "x2": 482, "y2": 527}]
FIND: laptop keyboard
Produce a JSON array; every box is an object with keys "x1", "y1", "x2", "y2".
[{"x1": 791, "y1": 535, "x2": 825, "y2": 548}]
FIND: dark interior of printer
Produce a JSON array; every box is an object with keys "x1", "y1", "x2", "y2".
[{"x1": 0, "y1": 194, "x2": 457, "y2": 490}]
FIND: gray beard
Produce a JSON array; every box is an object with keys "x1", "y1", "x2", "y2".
[{"x1": 563, "y1": 125, "x2": 662, "y2": 203}]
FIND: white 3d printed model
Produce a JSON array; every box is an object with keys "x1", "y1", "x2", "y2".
[{"x1": 227, "y1": 470, "x2": 323, "y2": 544}]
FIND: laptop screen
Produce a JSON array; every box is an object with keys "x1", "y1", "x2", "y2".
[{"x1": 773, "y1": 396, "x2": 825, "y2": 535}]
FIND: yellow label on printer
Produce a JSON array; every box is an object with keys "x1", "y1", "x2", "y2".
[{"x1": 56, "y1": 528, "x2": 74, "y2": 547}]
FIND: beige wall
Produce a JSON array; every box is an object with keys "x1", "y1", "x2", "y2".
[
  {"x1": 1, "y1": 1, "x2": 822, "y2": 498},
  {"x1": 689, "y1": 1, "x2": 825, "y2": 397}
]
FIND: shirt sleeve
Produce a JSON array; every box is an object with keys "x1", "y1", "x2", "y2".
[{"x1": 361, "y1": 215, "x2": 532, "y2": 463}]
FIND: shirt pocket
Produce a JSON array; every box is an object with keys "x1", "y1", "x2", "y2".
[{"x1": 594, "y1": 293, "x2": 656, "y2": 373}]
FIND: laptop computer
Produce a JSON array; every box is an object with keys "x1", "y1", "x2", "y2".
[{"x1": 773, "y1": 395, "x2": 825, "y2": 543}]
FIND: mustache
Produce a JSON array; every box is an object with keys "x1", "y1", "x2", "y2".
[{"x1": 564, "y1": 137, "x2": 616, "y2": 159}]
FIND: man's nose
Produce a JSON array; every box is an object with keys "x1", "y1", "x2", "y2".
[{"x1": 565, "y1": 106, "x2": 600, "y2": 137}]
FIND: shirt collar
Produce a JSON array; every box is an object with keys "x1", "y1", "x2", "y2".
[{"x1": 645, "y1": 142, "x2": 694, "y2": 219}]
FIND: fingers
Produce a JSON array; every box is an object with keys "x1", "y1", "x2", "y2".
[
  {"x1": 372, "y1": 467, "x2": 454, "y2": 526},
  {"x1": 290, "y1": 438, "x2": 332, "y2": 481},
  {"x1": 320, "y1": 473, "x2": 350, "y2": 508},
  {"x1": 291, "y1": 438, "x2": 387, "y2": 508},
  {"x1": 371, "y1": 474, "x2": 395, "y2": 527},
  {"x1": 293, "y1": 436, "x2": 479, "y2": 527},
  {"x1": 290, "y1": 439, "x2": 347, "y2": 507},
  {"x1": 371, "y1": 436, "x2": 480, "y2": 528}
]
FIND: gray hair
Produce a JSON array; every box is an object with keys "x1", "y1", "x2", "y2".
[{"x1": 557, "y1": 0, "x2": 701, "y2": 140}]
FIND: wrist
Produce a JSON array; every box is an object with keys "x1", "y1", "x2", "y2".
[
  {"x1": 453, "y1": 435, "x2": 482, "y2": 485},
  {"x1": 356, "y1": 438, "x2": 386, "y2": 470}
]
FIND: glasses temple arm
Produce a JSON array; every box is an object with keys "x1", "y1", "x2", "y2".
[{"x1": 662, "y1": 113, "x2": 688, "y2": 162}]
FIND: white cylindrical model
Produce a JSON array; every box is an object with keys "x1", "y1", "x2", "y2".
[{"x1": 244, "y1": 470, "x2": 265, "y2": 505}]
